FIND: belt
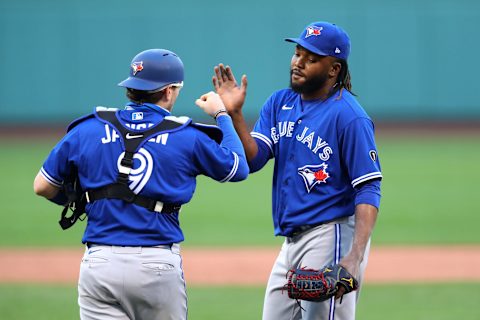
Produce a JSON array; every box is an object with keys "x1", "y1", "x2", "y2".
[
  {"x1": 289, "y1": 222, "x2": 325, "y2": 237},
  {"x1": 87, "y1": 243, "x2": 172, "y2": 249}
]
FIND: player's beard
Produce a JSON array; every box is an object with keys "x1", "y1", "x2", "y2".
[{"x1": 290, "y1": 70, "x2": 329, "y2": 95}]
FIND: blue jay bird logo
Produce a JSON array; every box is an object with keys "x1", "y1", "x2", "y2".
[
  {"x1": 305, "y1": 26, "x2": 323, "y2": 38},
  {"x1": 131, "y1": 61, "x2": 144, "y2": 75},
  {"x1": 297, "y1": 163, "x2": 330, "y2": 193}
]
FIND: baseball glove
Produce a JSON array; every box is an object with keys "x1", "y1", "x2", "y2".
[{"x1": 284, "y1": 264, "x2": 358, "y2": 302}]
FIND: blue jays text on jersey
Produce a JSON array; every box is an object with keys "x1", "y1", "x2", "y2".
[
  {"x1": 40, "y1": 103, "x2": 248, "y2": 246},
  {"x1": 249, "y1": 89, "x2": 382, "y2": 236},
  {"x1": 270, "y1": 121, "x2": 334, "y2": 161}
]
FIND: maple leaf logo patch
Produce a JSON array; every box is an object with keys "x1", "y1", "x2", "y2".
[{"x1": 298, "y1": 163, "x2": 330, "y2": 193}]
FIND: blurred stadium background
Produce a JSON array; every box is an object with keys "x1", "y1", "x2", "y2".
[
  {"x1": 1, "y1": 0, "x2": 479, "y2": 124},
  {"x1": 1, "y1": 0, "x2": 479, "y2": 319}
]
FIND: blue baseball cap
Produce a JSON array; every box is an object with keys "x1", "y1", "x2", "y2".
[{"x1": 285, "y1": 21, "x2": 351, "y2": 60}]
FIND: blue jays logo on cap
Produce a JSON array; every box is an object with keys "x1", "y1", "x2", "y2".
[
  {"x1": 285, "y1": 21, "x2": 351, "y2": 60},
  {"x1": 305, "y1": 26, "x2": 323, "y2": 38},
  {"x1": 298, "y1": 163, "x2": 330, "y2": 193},
  {"x1": 131, "y1": 61, "x2": 144, "y2": 76}
]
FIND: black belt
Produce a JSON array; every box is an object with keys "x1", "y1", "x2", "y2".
[
  {"x1": 85, "y1": 187, "x2": 181, "y2": 214},
  {"x1": 289, "y1": 222, "x2": 325, "y2": 237}
]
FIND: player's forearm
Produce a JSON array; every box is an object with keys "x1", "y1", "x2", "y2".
[
  {"x1": 230, "y1": 111, "x2": 258, "y2": 161},
  {"x1": 215, "y1": 115, "x2": 249, "y2": 181},
  {"x1": 350, "y1": 204, "x2": 378, "y2": 261},
  {"x1": 33, "y1": 172, "x2": 60, "y2": 199},
  {"x1": 34, "y1": 172, "x2": 69, "y2": 205}
]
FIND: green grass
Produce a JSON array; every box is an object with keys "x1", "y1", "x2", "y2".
[
  {"x1": 1, "y1": 283, "x2": 479, "y2": 319},
  {"x1": 0, "y1": 140, "x2": 87, "y2": 246},
  {"x1": 357, "y1": 282, "x2": 480, "y2": 320},
  {"x1": 374, "y1": 136, "x2": 480, "y2": 244},
  {"x1": 0, "y1": 135, "x2": 479, "y2": 247},
  {"x1": 0, "y1": 284, "x2": 78, "y2": 320}
]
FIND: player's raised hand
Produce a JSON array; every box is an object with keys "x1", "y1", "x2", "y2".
[
  {"x1": 195, "y1": 91, "x2": 227, "y2": 118},
  {"x1": 212, "y1": 64, "x2": 247, "y2": 115}
]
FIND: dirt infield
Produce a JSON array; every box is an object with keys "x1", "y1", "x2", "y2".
[{"x1": 1, "y1": 245, "x2": 480, "y2": 285}]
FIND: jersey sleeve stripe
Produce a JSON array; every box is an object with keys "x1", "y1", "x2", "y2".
[
  {"x1": 220, "y1": 151, "x2": 239, "y2": 183},
  {"x1": 351, "y1": 172, "x2": 383, "y2": 188},
  {"x1": 250, "y1": 132, "x2": 274, "y2": 155},
  {"x1": 40, "y1": 167, "x2": 63, "y2": 188}
]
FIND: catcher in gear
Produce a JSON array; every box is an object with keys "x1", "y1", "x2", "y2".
[
  {"x1": 285, "y1": 264, "x2": 359, "y2": 303},
  {"x1": 33, "y1": 49, "x2": 249, "y2": 320}
]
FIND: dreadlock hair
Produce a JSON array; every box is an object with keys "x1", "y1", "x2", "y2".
[
  {"x1": 335, "y1": 59, "x2": 355, "y2": 96},
  {"x1": 126, "y1": 88, "x2": 165, "y2": 104}
]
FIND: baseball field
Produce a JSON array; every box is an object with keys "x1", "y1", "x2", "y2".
[{"x1": 1, "y1": 126, "x2": 479, "y2": 319}]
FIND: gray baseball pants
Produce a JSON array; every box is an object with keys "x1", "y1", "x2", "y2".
[
  {"x1": 262, "y1": 216, "x2": 370, "y2": 320},
  {"x1": 78, "y1": 243, "x2": 187, "y2": 320}
]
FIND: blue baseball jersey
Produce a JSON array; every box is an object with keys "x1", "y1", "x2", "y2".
[
  {"x1": 40, "y1": 103, "x2": 248, "y2": 246},
  {"x1": 250, "y1": 89, "x2": 382, "y2": 236}
]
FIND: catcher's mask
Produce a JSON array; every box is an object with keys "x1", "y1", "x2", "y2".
[{"x1": 118, "y1": 49, "x2": 184, "y2": 92}]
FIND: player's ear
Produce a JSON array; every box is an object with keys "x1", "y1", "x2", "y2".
[
  {"x1": 329, "y1": 60, "x2": 342, "y2": 78},
  {"x1": 164, "y1": 86, "x2": 176, "y2": 101}
]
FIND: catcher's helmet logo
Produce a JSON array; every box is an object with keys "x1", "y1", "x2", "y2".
[
  {"x1": 131, "y1": 61, "x2": 144, "y2": 75},
  {"x1": 117, "y1": 147, "x2": 153, "y2": 194},
  {"x1": 298, "y1": 163, "x2": 330, "y2": 193}
]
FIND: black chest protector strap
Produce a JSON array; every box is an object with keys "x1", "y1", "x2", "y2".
[{"x1": 85, "y1": 111, "x2": 183, "y2": 214}]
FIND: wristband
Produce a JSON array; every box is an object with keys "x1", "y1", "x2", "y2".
[{"x1": 213, "y1": 108, "x2": 228, "y2": 120}]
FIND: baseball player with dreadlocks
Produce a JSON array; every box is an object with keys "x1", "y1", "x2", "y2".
[
  {"x1": 33, "y1": 48, "x2": 248, "y2": 319},
  {"x1": 213, "y1": 21, "x2": 382, "y2": 319}
]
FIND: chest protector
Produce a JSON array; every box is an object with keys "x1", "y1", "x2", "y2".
[{"x1": 59, "y1": 107, "x2": 222, "y2": 229}]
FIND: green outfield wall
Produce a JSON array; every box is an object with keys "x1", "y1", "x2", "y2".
[{"x1": 1, "y1": 0, "x2": 479, "y2": 123}]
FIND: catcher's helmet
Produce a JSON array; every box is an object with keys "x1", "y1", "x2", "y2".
[{"x1": 118, "y1": 49, "x2": 184, "y2": 91}]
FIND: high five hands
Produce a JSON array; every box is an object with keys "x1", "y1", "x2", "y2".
[
  {"x1": 212, "y1": 64, "x2": 248, "y2": 115},
  {"x1": 196, "y1": 64, "x2": 247, "y2": 119}
]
